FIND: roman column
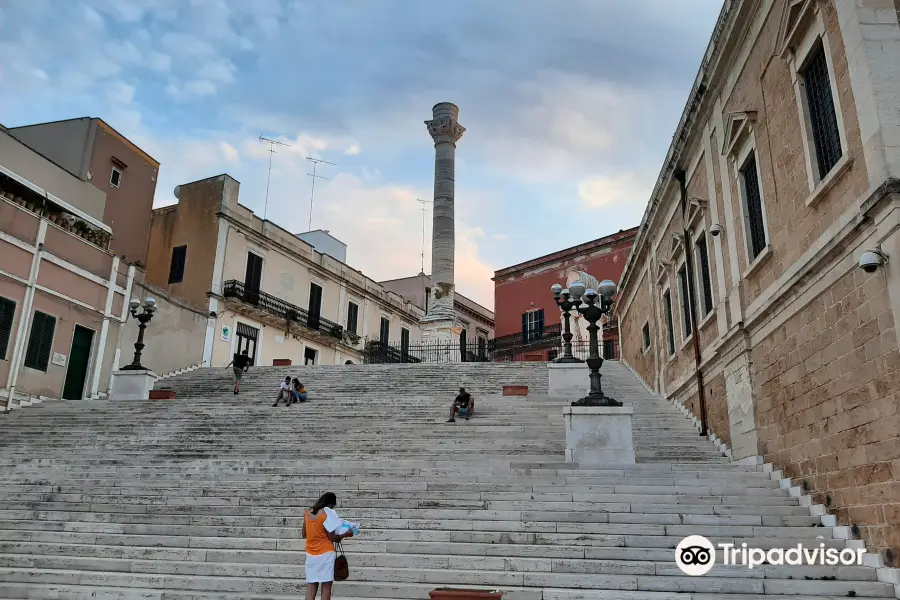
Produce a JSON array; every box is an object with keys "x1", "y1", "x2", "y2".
[{"x1": 422, "y1": 102, "x2": 465, "y2": 342}]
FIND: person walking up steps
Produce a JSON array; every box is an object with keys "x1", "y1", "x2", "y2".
[
  {"x1": 225, "y1": 349, "x2": 252, "y2": 395},
  {"x1": 302, "y1": 492, "x2": 355, "y2": 600}
]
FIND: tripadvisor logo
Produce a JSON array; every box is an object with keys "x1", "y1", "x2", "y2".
[{"x1": 675, "y1": 535, "x2": 866, "y2": 576}]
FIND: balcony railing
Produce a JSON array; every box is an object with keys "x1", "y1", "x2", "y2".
[
  {"x1": 489, "y1": 322, "x2": 562, "y2": 353},
  {"x1": 222, "y1": 279, "x2": 344, "y2": 341}
]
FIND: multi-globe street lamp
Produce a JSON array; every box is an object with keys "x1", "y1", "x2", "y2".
[
  {"x1": 550, "y1": 283, "x2": 584, "y2": 364},
  {"x1": 562, "y1": 279, "x2": 622, "y2": 407},
  {"x1": 121, "y1": 297, "x2": 157, "y2": 371}
]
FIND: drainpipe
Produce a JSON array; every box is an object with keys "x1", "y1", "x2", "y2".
[{"x1": 674, "y1": 169, "x2": 708, "y2": 437}]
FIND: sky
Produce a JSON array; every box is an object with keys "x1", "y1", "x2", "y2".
[{"x1": 0, "y1": 0, "x2": 722, "y2": 310}]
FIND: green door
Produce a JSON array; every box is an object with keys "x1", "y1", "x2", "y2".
[{"x1": 62, "y1": 326, "x2": 94, "y2": 400}]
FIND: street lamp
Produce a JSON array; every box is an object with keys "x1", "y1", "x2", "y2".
[
  {"x1": 570, "y1": 280, "x2": 622, "y2": 407},
  {"x1": 121, "y1": 297, "x2": 157, "y2": 371},
  {"x1": 551, "y1": 283, "x2": 584, "y2": 363}
]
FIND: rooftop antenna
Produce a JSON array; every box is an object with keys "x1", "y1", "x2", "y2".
[
  {"x1": 417, "y1": 198, "x2": 432, "y2": 274},
  {"x1": 306, "y1": 157, "x2": 336, "y2": 231},
  {"x1": 259, "y1": 135, "x2": 291, "y2": 220}
]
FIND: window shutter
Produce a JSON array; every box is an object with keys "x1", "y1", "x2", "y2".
[
  {"x1": 537, "y1": 309, "x2": 544, "y2": 336},
  {"x1": 522, "y1": 313, "x2": 528, "y2": 341},
  {"x1": 0, "y1": 297, "x2": 15, "y2": 360},
  {"x1": 24, "y1": 311, "x2": 56, "y2": 371}
]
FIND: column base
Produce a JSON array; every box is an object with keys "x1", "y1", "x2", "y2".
[
  {"x1": 109, "y1": 369, "x2": 158, "y2": 401},
  {"x1": 564, "y1": 405, "x2": 635, "y2": 466},
  {"x1": 548, "y1": 363, "x2": 589, "y2": 397}
]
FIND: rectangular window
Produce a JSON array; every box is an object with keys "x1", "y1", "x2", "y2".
[
  {"x1": 802, "y1": 41, "x2": 842, "y2": 179},
  {"x1": 401, "y1": 327, "x2": 410, "y2": 355},
  {"x1": 663, "y1": 290, "x2": 675, "y2": 356},
  {"x1": 24, "y1": 311, "x2": 56, "y2": 371},
  {"x1": 245, "y1": 252, "x2": 263, "y2": 292},
  {"x1": 695, "y1": 234, "x2": 714, "y2": 316},
  {"x1": 110, "y1": 167, "x2": 122, "y2": 188},
  {"x1": 678, "y1": 264, "x2": 693, "y2": 341},
  {"x1": 168, "y1": 245, "x2": 187, "y2": 284},
  {"x1": 522, "y1": 309, "x2": 545, "y2": 342},
  {"x1": 740, "y1": 153, "x2": 767, "y2": 259},
  {"x1": 379, "y1": 317, "x2": 390, "y2": 343},
  {"x1": 308, "y1": 283, "x2": 323, "y2": 316},
  {"x1": 642, "y1": 322, "x2": 651, "y2": 351},
  {"x1": 346, "y1": 301, "x2": 359, "y2": 335},
  {"x1": 0, "y1": 297, "x2": 15, "y2": 360}
]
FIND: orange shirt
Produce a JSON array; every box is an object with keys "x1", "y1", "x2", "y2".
[{"x1": 305, "y1": 510, "x2": 334, "y2": 555}]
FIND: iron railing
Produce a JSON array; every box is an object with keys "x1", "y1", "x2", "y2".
[
  {"x1": 364, "y1": 339, "x2": 491, "y2": 364},
  {"x1": 489, "y1": 322, "x2": 562, "y2": 353},
  {"x1": 222, "y1": 280, "x2": 344, "y2": 341}
]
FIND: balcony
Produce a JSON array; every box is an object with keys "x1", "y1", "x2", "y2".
[
  {"x1": 222, "y1": 280, "x2": 344, "y2": 342},
  {"x1": 489, "y1": 322, "x2": 562, "y2": 354}
]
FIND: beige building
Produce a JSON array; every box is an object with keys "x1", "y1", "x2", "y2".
[
  {"x1": 145, "y1": 174, "x2": 425, "y2": 368},
  {"x1": 616, "y1": 1, "x2": 900, "y2": 557},
  {"x1": 380, "y1": 272, "x2": 495, "y2": 351},
  {"x1": 0, "y1": 125, "x2": 137, "y2": 410}
]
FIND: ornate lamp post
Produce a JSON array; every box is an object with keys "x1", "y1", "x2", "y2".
[
  {"x1": 551, "y1": 283, "x2": 584, "y2": 363},
  {"x1": 569, "y1": 279, "x2": 622, "y2": 407},
  {"x1": 121, "y1": 297, "x2": 157, "y2": 371}
]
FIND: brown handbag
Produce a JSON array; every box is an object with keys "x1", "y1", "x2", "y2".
[{"x1": 334, "y1": 541, "x2": 349, "y2": 581}]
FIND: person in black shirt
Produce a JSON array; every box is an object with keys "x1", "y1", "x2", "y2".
[
  {"x1": 447, "y1": 387, "x2": 474, "y2": 423},
  {"x1": 225, "y1": 349, "x2": 253, "y2": 395}
]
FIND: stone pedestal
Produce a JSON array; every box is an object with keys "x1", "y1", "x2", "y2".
[
  {"x1": 420, "y1": 320, "x2": 460, "y2": 362},
  {"x1": 564, "y1": 405, "x2": 635, "y2": 466},
  {"x1": 548, "y1": 363, "x2": 589, "y2": 397},
  {"x1": 109, "y1": 369, "x2": 157, "y2": 401}
]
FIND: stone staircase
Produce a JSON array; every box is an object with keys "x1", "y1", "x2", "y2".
[{"x1": 0, "y1": 361, "x2": 895, "y2": 599}]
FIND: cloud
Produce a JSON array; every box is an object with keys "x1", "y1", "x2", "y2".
[
  {"x1": 219, "y1": 142, "x2": 239, "y2": 163},
  {"x1": 0, "y1": 0, "x2": 723, "y2": 314},
  {"x1": 578, "y1": 171, "x2": 655, "y2": 211}
]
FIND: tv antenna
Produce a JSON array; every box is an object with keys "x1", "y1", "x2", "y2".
[
  {"x1": 417, "y1": 198, "x2": 431, "y2": 274},
  {"x1": 259, "y1": 135, "x2": 291, "y2": 219},
  {"x1": 306, "y1": 157, "x2": 336, "y2": 231}
]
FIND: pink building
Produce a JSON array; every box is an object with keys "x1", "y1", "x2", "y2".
[{"x1": 0, "y1": 125, "x2": 137, "y2": 410}]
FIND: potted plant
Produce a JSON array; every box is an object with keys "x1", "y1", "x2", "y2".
[{"x1": 430, "y1": 589, "x2": 503, "y2": 600}]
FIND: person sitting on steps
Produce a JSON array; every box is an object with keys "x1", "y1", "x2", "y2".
[
  {"x1": 225, "y1": 349, "x2": 252, "y2": 395},
  {"x1": 273, "y1": 376, "x2": 292, "y2": 407},
  {"x1": 447, "y1": 387, "x2": 474, "y2": 422},
  {"x1": 292, "y1": 378, "x2": 308, "y2": 404}
]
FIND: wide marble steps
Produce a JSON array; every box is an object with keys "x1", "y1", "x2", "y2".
[{"x1": 0, "y1": 362, "x2": 894, "y2": 599}]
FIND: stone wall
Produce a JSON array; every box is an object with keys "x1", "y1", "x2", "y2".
[
  {"x1": 618, "y1": 269, "x2": 656, "y2": 388},
  {"x1": 753, "y1": 266, "x2": 900, "y2": 552}
]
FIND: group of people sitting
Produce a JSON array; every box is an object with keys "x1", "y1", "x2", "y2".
[{"x1": 274, "y1": 376, "x2": 308, "y2": 406}]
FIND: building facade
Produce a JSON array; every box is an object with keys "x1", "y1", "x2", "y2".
[
  {"x1": 9, "y1": 117, "x2": 160, "y2": 266},
  {"x1": 380, "y1": 273, "x2": 494, "y2": 343},
  {"x1": 615, "y1": 1, "x2": 900, "y2": 558},
  {"x1": 492, "y1": 228, "x2": 637, "y2": 360},
  {"x1": 145, "y1": 174, "x2": 425, "y2": 368},
  {"x1": 0, "y1": 126, "x2": 137, "y2": 410}
]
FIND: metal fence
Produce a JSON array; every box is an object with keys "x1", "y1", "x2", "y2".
[{"x1": 363, "y1": 340, "x2": 491, "y2": 364}]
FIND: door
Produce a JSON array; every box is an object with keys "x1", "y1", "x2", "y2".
[
  {"x1": 62, "y1": 325, "x2": 94, "y2": 400},
  {"x1": 235, "y1": 322, "x2": 258, "y2": 364},
  {"x1": 308, "y1": 283, "x2": 323, "y2": 331},
  {"x1": 244, "y1": 252, "x2": 264, "y2": 304},
  {"x1": 459, "y1": 330, "x2": 467, "y2": 362}
]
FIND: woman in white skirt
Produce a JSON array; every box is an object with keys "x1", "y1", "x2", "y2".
[{"x1": 302, "y1": 492, "x2": 354, "y2": 600}]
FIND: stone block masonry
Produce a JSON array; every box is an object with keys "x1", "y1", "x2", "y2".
[{"x1": 754, "y1": 266, "x2": 900, "y2": 553}]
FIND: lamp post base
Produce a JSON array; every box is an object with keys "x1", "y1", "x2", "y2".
[
  {"x1": 553, "y1": 356, "x2": 584, "y2": 364},
  {"x1": 109, "y1": 369, "x2": 158, "y2": 401},
  {"x1": 564, "y1": 404, "x2": 635, "y2": 465},
  {"x1": 571, "y1": 394, "x2": 623, "y2": 407}
]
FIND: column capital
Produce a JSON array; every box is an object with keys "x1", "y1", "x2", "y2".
[{"x1": 425, "y1": 116, "x2": 466, "y2": 145}]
